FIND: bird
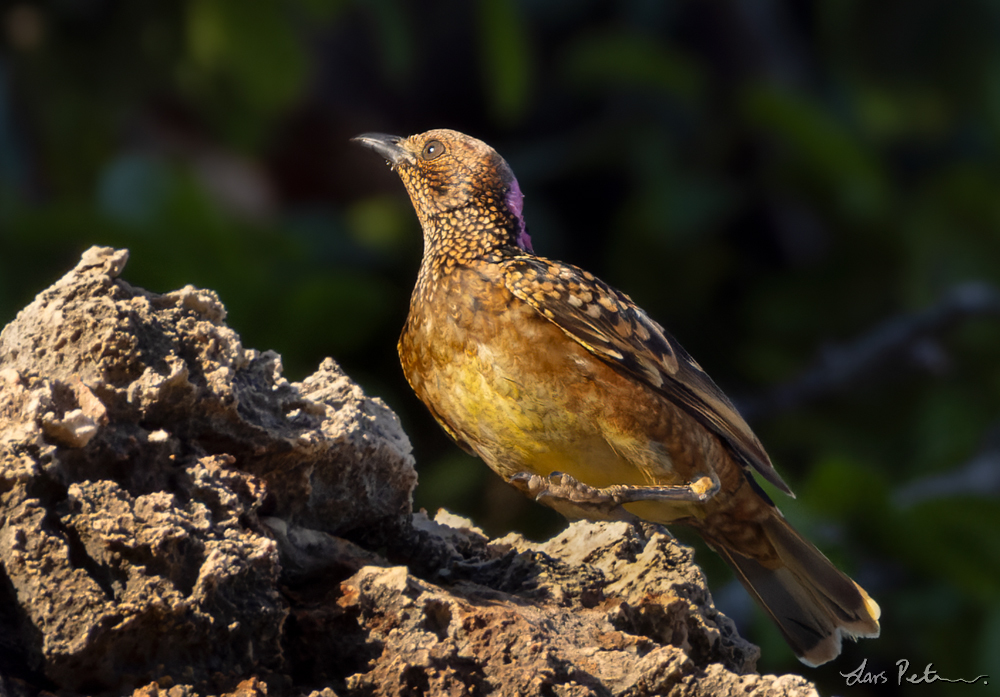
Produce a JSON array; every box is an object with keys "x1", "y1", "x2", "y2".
[{"x1": 352, "y1": 128, "x2": 880, "y2": 666}]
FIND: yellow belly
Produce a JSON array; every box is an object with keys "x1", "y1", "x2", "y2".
[{"x1": 413, "y1": 317, "x2": 673, "y2": 490}]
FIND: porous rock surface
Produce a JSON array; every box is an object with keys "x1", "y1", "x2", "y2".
[{"x1": 0, "y1": 248, "x2": 818, "y2": 697}]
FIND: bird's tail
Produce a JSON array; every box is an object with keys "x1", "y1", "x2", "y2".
[{"x1": 712, "y1": 512, "x2": 881, "y2": 667}]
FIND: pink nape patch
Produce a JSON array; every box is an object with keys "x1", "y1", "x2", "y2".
[{"x1": 505, "y1": 176, "x2": 533, "y2": 252}]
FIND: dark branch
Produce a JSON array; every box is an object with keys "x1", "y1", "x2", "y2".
[
  {"x1": 739, "y1": 281, "x2": 1000, "y2": 422},
  {"x1": 894, "y1": 443, "x2": 1000, "y2": 507}
]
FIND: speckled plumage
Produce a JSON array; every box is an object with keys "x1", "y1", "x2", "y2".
[{"x1": 353, "y1": 128, "x2": 880, "y2": 666}]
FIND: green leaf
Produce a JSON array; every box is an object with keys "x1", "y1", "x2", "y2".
[
  {"x1": 186, "y1": 0, "x2": 307, "y2": 113},
  {"x1": 796, "y1": 454, "x2": 890, "y2": 520},
  {"x1": 742, "y1": 83, "x2": 887, "y2": 218},
  {"x1": 478, "y1": 0, "x2": 533, "y2": 124},
  {"x1": 366, "y1": 0, "x2": 415, "y2": 83},
  {"x1": 892, "y1": 497, "x2": 1000, "y2": 600},
  {"x1": 561, "y1": 32, "x2": 703, "y2": 104}
]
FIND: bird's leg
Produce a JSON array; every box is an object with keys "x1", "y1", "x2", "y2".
[{"x1": 508, "y1": 471, "x2": 720, "y2": 521}]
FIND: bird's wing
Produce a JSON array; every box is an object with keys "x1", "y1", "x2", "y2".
[{"x1": 501, "y1": 255, "x2": 792, "y2": 496}]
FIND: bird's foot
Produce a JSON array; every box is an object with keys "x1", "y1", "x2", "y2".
[
  {"x1": 507, "y1": 471, "x2": 720, "y2": 522},
  {"x1": 508, "y1": 471, "x2": 638, "y2": 521}
]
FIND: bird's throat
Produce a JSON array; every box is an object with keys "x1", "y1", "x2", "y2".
[{"x1": 421, "y1": 202, "x2": 526, "y2": 264}]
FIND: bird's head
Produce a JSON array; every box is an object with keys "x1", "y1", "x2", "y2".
[{"x1": 352, "y1": 129, "x2": 532, "y2": 253}]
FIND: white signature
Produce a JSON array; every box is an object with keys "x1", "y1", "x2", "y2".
[{"x1": 840, "y1": 658, "x2": 989, "y2": 686}]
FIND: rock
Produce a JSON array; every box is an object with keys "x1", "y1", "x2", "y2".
[
  {"x1": 0, "y1": 247, "x2": 415, "y2": 694},
  {"x1": 328, "y1": 513, "x2": 817, "y2": 697},
  {"x1": 0, "y1": 247, "x2": 817, "y2": 696}
]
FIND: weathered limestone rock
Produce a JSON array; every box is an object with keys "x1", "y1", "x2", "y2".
[{"x1": 0, "y1": 247, "x2": 817, "y2": 697}]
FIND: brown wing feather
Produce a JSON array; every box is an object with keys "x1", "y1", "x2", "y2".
[{"x1": 501, "y1": 255, "x2": 793, "y2": 496}]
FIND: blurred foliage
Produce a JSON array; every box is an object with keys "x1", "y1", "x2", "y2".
[{"x1": 2, "y1": 0, "x2": 1000, "y2": 693}]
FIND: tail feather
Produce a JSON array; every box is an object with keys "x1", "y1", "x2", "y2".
[{"x1": 714, "y1": 514, "x2": 880, "y2": 667}]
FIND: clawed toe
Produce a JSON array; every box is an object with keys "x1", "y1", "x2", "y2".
[
  {"x1": 507, "y1": 472, "x2": 545, "y2": 497},
  {"x1": 507, "y1": 470, "x2": 637, "y2": 521}
]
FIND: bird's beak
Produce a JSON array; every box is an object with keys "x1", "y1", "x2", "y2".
[{"x1": 351, "y1": 133, "x2": 415, "y2": 167}]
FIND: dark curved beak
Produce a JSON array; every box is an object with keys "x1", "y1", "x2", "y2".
[{"x1": 351, "y1": 132, "x2": 415, "y2": 166}]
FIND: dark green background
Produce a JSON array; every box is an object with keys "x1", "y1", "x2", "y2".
[{"x1": 2, "y1": 1, "x2": 998, "y2": 694}]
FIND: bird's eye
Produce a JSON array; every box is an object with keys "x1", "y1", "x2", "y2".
[{"x1": 421, "y1": 140, "x2": 444, "y2": 161}]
